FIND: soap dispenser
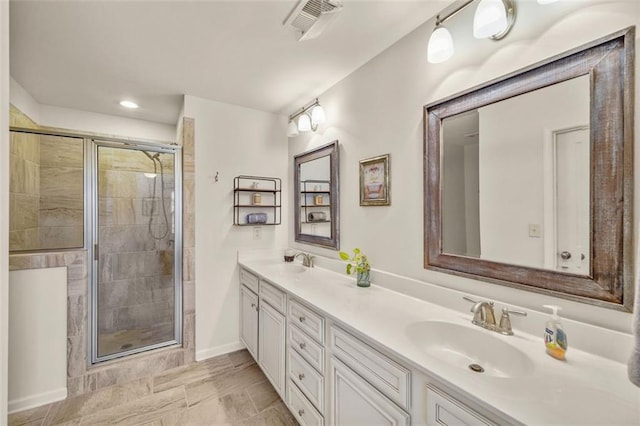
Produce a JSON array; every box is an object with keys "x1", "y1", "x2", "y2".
[{"x1": 543, "y1": 305, "x2": 568, "y2": 360}]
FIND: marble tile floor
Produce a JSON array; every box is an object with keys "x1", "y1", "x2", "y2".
[{"x1": 8, "y1": 349, "x2": 297, "y2": 426}]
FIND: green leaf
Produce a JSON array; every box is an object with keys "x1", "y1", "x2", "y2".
[
  {"x1": 339, "y1": 251, "x2": 350, "y2": 260},
  {"x1": 346, "y1": 264, "x2": 352, "y2": 275},
  {"x1": 353, "y1": 248, "x2": 361, "y2": 254}
]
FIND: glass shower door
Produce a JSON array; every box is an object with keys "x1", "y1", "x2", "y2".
[{"x1": 92, "y1": 142, "x2": 182, "y2": 362}]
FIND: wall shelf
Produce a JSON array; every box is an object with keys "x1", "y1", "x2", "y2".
[
  {"x1": 300, "y1": 180, "x2": 331, "y2": 225},
  {"x1": 234, "y1": 175, "x2": 281, "y2": 226}
]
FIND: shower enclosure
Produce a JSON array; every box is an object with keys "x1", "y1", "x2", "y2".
[{"x1": 91, "y1": 140, "x2": 182, "y2": 362}]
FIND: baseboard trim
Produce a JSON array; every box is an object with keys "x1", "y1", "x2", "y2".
[
  {"x1": 8, "y1": 387, "x2": 67, "y2": 414},
  {"x1": 196, "y1": 341, "x2": 245, "y2": 362}
]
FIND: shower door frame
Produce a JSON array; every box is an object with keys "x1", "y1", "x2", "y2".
[{"x1": 89, "y1": 139, "x2": 183, "y2": 364}]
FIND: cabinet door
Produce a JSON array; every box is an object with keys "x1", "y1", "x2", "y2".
[
  {"x1": 259, "y1": 301, "x2": 286, "y2": 396},
  {"x1": 240, "y1": 285, "x2": 259, "y2": 360},
  {"x1": 330, "y1": 357, "x2": 410, "y2": 426}
]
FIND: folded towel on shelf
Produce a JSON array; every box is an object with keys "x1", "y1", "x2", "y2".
[
  {"x1": 629, "y1": 267, "x2": 640, "y2": 387},
  {"x1": 308, "y1": 212, "x2": 327, "y2": 222},
  {"x1": 246, "y1": 212, "x2": 268, "y2": 224}
]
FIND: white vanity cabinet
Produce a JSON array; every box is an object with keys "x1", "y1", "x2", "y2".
[
  {"x1": 238, "y1": 269, "x2": 287, "y2": 397},
  {"x1": 258, "y1": 296, "x2": 286, "y2": 395},
  {"x1": 425, "y1": 385, "x2": 495, "y2": 426},
  {"x1": 286, "y1": 298, "x2": 327, "y2": 425},
  {"x1": 330, "y1": 356, "x2": 410, "y2": 425},
  {"x1": 330, "y1": 326, "x2": 411, "y2": 425},
  {"x1": 238, "y1": 265, "x2": 503, "y2": 426},
  {"x1": 239, "y1": 284, "x2": 259, "y2": 359}
]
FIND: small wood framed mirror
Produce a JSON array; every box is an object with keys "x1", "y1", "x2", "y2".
[
  {"x1": 424, "y1": 27, "x2": 634, "y2": 310},
  {"x1": 294, "y1": 141, "x2": 340, "y2": 250}
]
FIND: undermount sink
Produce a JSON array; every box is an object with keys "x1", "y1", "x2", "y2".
[
  {"x1": 268, "y1": 263, "x2": 307, "y2": 274},
  {"x1": 405, "y1": 321, "x2": 534, "y2": 378}
]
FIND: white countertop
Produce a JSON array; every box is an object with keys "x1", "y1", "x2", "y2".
[{"x1": 239, "y1": 257, "x2": 640, "y2": 426}]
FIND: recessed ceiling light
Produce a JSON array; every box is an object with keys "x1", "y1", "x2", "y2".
[{"x1": 119, "y1": 100, "x2": 139, "y2": 109}]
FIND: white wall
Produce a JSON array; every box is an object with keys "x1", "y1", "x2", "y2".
[
  {"x1": 289, "y1": 0, "x2": 639, "y2": 332},
  {"x1": 8, "y1": 268, "x2": 67, "y2": 413},
  {"x1": 479, "y1": 75, "x2": 589, "y2": 268},
  {"x1": 183, "y1": 95, "x2": 288, "y2": 360},
  {"x1": 10, "y1": 78, "x2": 175, "y2": 142},
  {"x1": 1, "y1": 0, "x2": 10, "y2": 420}
]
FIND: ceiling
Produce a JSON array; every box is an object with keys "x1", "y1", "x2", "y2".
[{"x1": 9, "y1": 0, "x2": 449, "y2": 125}]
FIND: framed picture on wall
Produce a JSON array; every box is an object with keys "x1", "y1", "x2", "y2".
[{"x1": 359, "y1": 154, "x2": 390, "y2": 206}]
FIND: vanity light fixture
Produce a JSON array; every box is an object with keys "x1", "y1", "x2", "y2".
[
  {"x1": 473, "y1": 0, "x2": 516, "y2": 40},
  {"x1": 287, "y1": 120, "x2": 300, "y2": 137},
  {"x1": 427, "y1": 0, "x2": 516, "y2": 64},
  {"x1": 119, "y1": 100, "x2": 139, "y2": 109},
  {"x1": 287, "y1": 98, "x2": 326, "y2": 136},
  {"x1": 427, "y1": 21, "x2": 455, "y2": 64},
  {"x1": 298, "y1": 114, "x2": 312, "y2": 132}
]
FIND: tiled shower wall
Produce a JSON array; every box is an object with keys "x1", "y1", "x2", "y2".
[
  {"x1": 9, "y1": 131, "x2": 40, "y2": 250},
  {"x1": 39, "y1": 135, "x2": 83, "y2": 249},
  {"x1": 9, "y1": 125, "x2": 83, "y2": 251},
  {"x1": 8, "y1": 106, "x2": 196, "y2": 399},
  {"x1": 97, "y1": 148, "x2": 176, "y2": 349}
]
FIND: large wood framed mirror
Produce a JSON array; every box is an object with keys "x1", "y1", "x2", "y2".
[
  {"x1": 424, "y1": 27, "x2": 634, "y2": 310},
  {"x1": 294, "y1": 141, "x2": 340, "y2": 249}
]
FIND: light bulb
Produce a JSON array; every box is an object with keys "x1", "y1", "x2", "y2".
[
  {"x1": 287, "y1": 120, "x2": 299, "y2": 137},
  {"x1": 311, "y1": 104, "x2": 326, "y2": 125},
  {"x1": 427, "y1": 26, "x2": 454, "y2": 64},
  {"x1": 474, "y1": 0, "x2": 509, "y2": 39},
  {"x1": 298, "y1": 114, "x2": 312, "y2": 132}
]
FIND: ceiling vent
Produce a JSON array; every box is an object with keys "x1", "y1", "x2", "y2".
[{"x1": 283, "y1": 0, "x2": 343, "y2": 41}]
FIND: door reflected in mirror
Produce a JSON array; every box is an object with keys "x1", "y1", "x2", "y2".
[
  {"x1": 441, "y1": 75, "x2": 590, "y2": 275},
  {"x1": 294, "y1": 141, "x2": 339, "y2": 250}
]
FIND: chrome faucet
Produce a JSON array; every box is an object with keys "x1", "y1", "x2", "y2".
[
  {"x1": 295, "y1": 252, "x2": 315, "y2": 268},
  {"x1": 464, "y1": 296, "x2": 496, "y2": 329},
  {"x1": 463, "y1": 296, "x2": 526, "y2": 335}
]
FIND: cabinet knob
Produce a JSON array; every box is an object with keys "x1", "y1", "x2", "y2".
[
  {"x1": 298, "y1": 372, "x2": 305, "y2": 381},
  {"x1": 299, "y1": 342, "x2": 306, "y2": 350},
  {"x1": 251, "y1": 303, "x2": 256, "y2": 308},
  {"x1": 298, "y1": 409, "x2": 305, "y2": 417},
  {"x1": 299, "y1": 316, "x2": 306, "y2": 323}
]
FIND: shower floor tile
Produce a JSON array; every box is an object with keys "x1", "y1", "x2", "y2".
[
  {"x1": 7, "y1": 349, "x2": 296, "y2": 426},
  {"x1": 98, "y1": 325, "x2": 175, "y2": 358}
]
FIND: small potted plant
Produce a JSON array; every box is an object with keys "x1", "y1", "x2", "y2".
[{"x1": 339, "y1": 248, "x2": 371, "y2": 287}]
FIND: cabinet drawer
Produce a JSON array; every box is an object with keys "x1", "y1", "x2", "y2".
[
  {"x1": 239, "y1": 268, "x2": 259, "y2": 293},
  {"x1": 288, "y1": 299, "x2": 325, "y2": 344},
  {"x1": 289, "y1": 325, "x2": 324, "y2": 374},
  {"x1": 330, "y1": 326, "x2": 411, "y2": 410},
  {"x1": 288, "y1": 349, "x2": 324, "y2": 412},
  {"x1": 288, "y1": 379, "x2": 324, "y2": 426},
  {"x1": 426, "y1": 385, "x2": 495, "y2": 426},
  {"x1": 330, "y1": 356, "x2": 410, "y2": 426},
  {"x1": 260, "y1": 280, "x2": 286, "y2": 314}
]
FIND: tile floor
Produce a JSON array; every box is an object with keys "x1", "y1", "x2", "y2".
[{"x1": 8, "y1": 350, "x2": 297, "y2": 426}]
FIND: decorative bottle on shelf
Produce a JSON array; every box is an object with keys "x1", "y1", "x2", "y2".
[
  {"x1": 314, "y1": 195, "x2": 323, "y2": 205},
  {"x1": 252, "y1": 193, "x2": 262, "y2": 205}
]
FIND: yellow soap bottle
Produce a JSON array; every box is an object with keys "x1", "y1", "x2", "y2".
[{"x1": 543, "y1": 305, "x2": 568, "y2": 360}]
